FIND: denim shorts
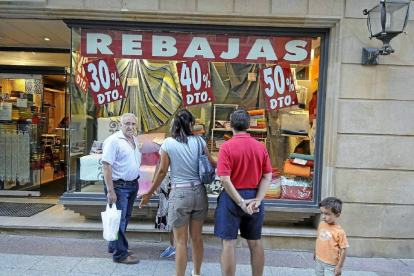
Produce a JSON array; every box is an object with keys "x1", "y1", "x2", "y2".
[
  {"x1": 315, "y1": 257, "x2": 336, "y2": 276},
  {"x1": 167, "y1": 184, "x2": 209, "y2": 228},
  {"x1": 214, "y1": 189, "x2": 264, "y2": 240}
]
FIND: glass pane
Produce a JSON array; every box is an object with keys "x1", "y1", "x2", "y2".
[
  {"x1": 387, "y1": 3, "x2": 409, "y2": 32},
  {"x1": 0, "y1": 74, "x2": 67, "y2": 194},
  {"x1": 70, "y1": 28, "x2": 322, "y2": 203}
]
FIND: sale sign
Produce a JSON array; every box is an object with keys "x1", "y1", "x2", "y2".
[
  {"x1": 83, "y1": 58, "x2": 126, "y2": 106},
  {"x1": 176, "y1": 60, "x2": 214, "y2": 107},
  {"x1": 259, "y1": 65, "x2": 298, "y2": 111},
  {"x1": 75, "y1": 47, "x2": 89, "y2": 93}
]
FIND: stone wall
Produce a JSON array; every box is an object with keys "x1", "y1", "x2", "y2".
[{"x1": 1, "y1": 0, "x2": 414, "y2": 258}]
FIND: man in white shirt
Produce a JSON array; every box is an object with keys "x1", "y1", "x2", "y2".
[{"x1": 102, "y1": 113, "x2": 141, "y2": 264}]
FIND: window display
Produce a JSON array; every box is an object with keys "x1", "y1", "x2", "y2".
[
  {"x1": 70, "y1": 28, "x2": 321, "y2": 203},
  {"x1": 0, "y1": 75, "x2": 68, "y2": 194}
]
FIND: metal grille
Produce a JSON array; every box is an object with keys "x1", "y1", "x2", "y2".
[{"x1": 0, "y1": 202, "x2": 55, "y2": 217}]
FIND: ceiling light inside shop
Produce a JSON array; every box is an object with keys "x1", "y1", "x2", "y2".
[
  {"x1": 0, "y1": 36, "x2": 3, "y2": 40},
  {"x1": 44, "y1": 37, "x2": 50, "y2": 41}
]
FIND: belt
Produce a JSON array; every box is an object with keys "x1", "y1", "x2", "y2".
[
  {"x1": 172, "y1": 180, "x2": 202, "y2": 188},
  {"x1": 114, "y1": 175, "x2": 140, "y2": 183}
]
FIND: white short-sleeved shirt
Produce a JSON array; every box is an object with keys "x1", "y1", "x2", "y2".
[
  {"x1": 102, "y1": 131, "x2": 142, "y2": 181},
  {"x1": 161, "y1": 136, "x2": 206, "y2": 184}
]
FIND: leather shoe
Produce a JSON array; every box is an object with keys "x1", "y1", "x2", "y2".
[
  {"x1": 108, "y1": 248, "x2": 133, "y2": 254},
  {"x1": 114, "y1": 255, "x2": 140, "y2": 264}
]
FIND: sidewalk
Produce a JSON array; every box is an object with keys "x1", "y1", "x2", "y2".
[{"x1": 0, "y1": 234, "x2": 413, "y2": 276}]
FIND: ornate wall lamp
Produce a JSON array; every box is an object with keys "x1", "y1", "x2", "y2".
[{"x1": 362, "y1": 0, "x2": 411, "y2": 65}]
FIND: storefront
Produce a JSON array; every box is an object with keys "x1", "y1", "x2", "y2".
[
  {"x1": 59, "y1": 20, "x2": 328, "y2": 224},
  {"x1": 0, "y1": 63, "x2": 69, "y2": 196}
]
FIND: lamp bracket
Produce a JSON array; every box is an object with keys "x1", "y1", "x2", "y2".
[{"x1": 362, "y1": 47, "x2": 380, "y2": 65}]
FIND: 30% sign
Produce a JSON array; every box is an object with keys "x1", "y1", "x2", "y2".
[
  {"x1": 176, "y1": 60, "x2": 215, "y2": 107},
  {"x1": 83, "y1": 58, "x2": 126, "y2": 106},
  {"x1": 259, "y1": 65, "x2": 298, "y2": 111}
]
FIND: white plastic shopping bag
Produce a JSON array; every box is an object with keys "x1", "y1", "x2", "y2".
[{"x1": 101, "y1": 204, "x2": 122, "y2": 241}]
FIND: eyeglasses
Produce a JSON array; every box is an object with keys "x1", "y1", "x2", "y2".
[{"x1": 123, "y1": 122, "x2": 137, "y2": 127}]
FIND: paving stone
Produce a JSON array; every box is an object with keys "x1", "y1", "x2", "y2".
[
  {"x1": 112, "y1": 260, "x2": 157, "y2": 275},
  {"x1": 345, "y1": 257, "x2": 412, "y2": 273},
  {"x1": 22, "y1": 271, "x2": 67, "y2": 276},
  {"x1": 71, "y1": 258, "x2": 118, "y2": 276},
  {"x1": 342, "y1": 272, "x2": 378, "y2": 276},
  {"x1": 0, "y1": 235, "x2": 54, "y2": 255},
  {"x1": 270, "y1": 267, "x2": 315, "y2": 276},
  {"x1": 29, "y1": 256, "x2": 82, "y2": 273},
  {"x1": 401, "y1": 259, "x2": 414, "y2": 271},
  {"x1": 0, "y1": 253, "x2": 43, "y2": 269},
  {"x1": 0, "y1": 268, "x2": 27, "y2": 276}
]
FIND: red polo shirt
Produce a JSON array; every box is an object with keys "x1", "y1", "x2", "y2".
[{"x1": 217, "y1": 133, "x2": 272, "y2": 189}]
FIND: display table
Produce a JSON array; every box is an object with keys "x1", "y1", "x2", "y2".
[
  {"x1": 79, "y1": 154, "x2": 103, "y2": 181},
  {"x1": 79, "y1": 154, "x2": 156, "y2": 195}
]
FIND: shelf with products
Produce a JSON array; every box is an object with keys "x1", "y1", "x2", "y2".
[{"x1": 209, "y1": 104, "x2": 268, "y2": 154}]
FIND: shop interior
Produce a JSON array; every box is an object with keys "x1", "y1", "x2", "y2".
[
  {"x1": 0, "y1": 73, "x2": 69, "y2": 195},
  {"x1": 70, "y1": 31, "x2": 320, "y2": 203}
]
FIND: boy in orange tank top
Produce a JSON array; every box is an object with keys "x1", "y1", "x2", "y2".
[{"x1": 314, "y1": 197, "x2": 349, "y2": 276}]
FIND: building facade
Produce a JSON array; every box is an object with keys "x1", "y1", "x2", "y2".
[{"x1": 0, "y1": 0, "x2": 413, "y2": 258}]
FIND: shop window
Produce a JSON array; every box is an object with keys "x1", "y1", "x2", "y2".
[
  {"x1": 0, "y1": 74, "x2": 68, "y2": 194},
  {"x1": 69, "y1": 27, "x2": 322, "y2": 205}
]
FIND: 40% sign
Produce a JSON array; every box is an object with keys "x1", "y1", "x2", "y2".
[
  {"x1": 176, "y1": 60, "x2": 215, "y2": 107},
  {"x1": 259, "y1": 65, "x2": 298, "y2": 111},
  {"x1": 83, "y1": 58, "x2": 126, "y2": 106}
]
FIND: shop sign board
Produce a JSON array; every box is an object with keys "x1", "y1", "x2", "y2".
[
  {"x1": 83, "y1": 58, "x2": 126, "y2": 106},
  {"x1": 81, "y1": 30, "x2": 311, "y2": 64},
  {"x1": 176, "y1": 60, "x2": 214, "y2": 107},
  {"x1": 259, "y1": 65, "x2": 298, "y2": 111},
  {"x1": 75, "y1": 47, "x2": 89, "y2": 93}
]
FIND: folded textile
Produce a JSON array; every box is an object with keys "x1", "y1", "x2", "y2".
[
  {"x1": 289, "y1": 158, "x2": 314, "y2": 168},
  {"x1": 290, "y1": 153, "x2": 314, "y2": 161},
  {"x1": 193, "y1": 125, "x2": 204, "y2": 131},
  {"x1": 248, "y1": 109, "x2": 265, "y2": 116},
  {"x1": 283, "y1": 161, "x2": 311, "y2": 178},
  {"x1": 250, "y1": 115, "x2": 265, "y2": 119},
  {"x1": 223, "y1": 134, "x2": 232, "y2": 140},
  {"x1": 256, "y1": 118, "x2": 266, "y2": 122},
  {"x1": 280, "y1": 130, "x2": 308, "y2": 136},
  {"x1": 271, "y1": 168, "x2": 280, "y2": 180},
  {"x1": 192, "y1": 129, "x2": 205, "y2": 135},
  {"x1": 250, "y1": 122, "x2": 267, "y2": 129},
  {"x1": 251, "y1": 134, "x2": 267, "y2": 139},
  {"x1": 280, "y1": 176, "x2": 313, "y2": 200}
]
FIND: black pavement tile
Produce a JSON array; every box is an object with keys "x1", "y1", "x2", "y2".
[
  {"x1": 45, "y1": 238, "x2": 105, "y2": 257},
  {"x1": 0, "y1": 235, "x2": 54, "y2": 255}
]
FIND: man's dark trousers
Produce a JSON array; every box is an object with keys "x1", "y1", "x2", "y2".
[{"x1": 104, "y1": 179, "x2": 139, "y2": 261}]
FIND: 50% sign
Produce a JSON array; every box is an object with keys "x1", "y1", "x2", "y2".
[
  {"x1": 259, "y1": 65, "x2": 298, "y2": 111},
  {"x1": 83, "y1": 58, "x2": 126, "y2": 106},
  {"x1": 176, "y1": 60, "x2": 215, "y2": 107}
]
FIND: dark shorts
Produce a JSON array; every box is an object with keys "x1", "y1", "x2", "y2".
[{"x1": 214, "y1": 189, "x2": 264, "y2": 240}]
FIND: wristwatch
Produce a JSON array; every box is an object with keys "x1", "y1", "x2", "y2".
[{"x1": 237, "y1": 198, "x2": 245, "y2": 207}]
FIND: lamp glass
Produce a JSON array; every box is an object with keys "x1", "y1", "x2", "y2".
[
  {"x1": 386, "y1": 2, "x2": 409, "y2": 33},
  {"x1": 369, "y1": 5, "x2": 383, "y2": 36},
  {"x1": 369, "y1": 1, "x2": 410, "y2": 37}
]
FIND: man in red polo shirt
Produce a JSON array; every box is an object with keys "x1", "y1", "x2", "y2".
[{"x1": 215, "y1": 109, "x2": 272, "y2": 276}]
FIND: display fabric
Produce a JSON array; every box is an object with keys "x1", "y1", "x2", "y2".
[
  {"x1": 103, "y1": 59, "x2": 182, "y2": 132},
  {"x1": 0, "y1": 130, "x2": 30, "y2": 188}
]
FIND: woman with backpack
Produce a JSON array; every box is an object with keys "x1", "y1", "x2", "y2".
[{"x1": 139, "y1": 109, "x2": 216, "y2": 276}]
